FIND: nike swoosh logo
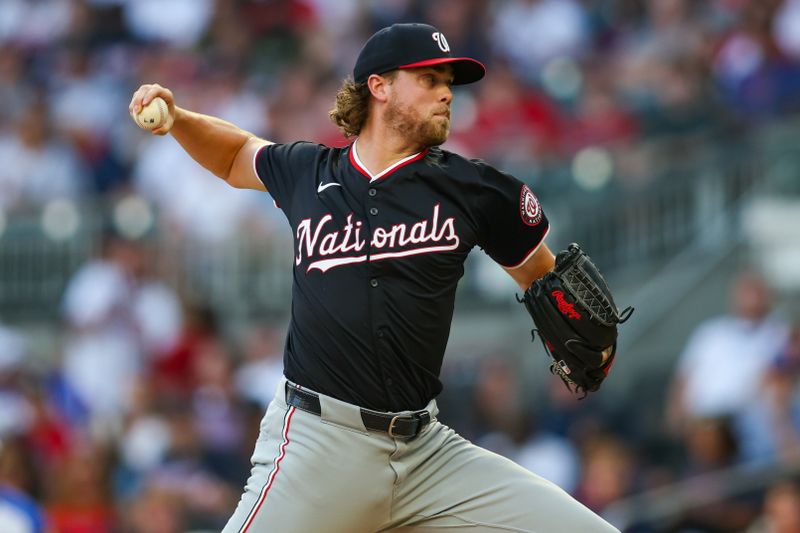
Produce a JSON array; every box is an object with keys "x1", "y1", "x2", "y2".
[{"x1": 317, "y1": 182, "x2": 342, "y2": 194}]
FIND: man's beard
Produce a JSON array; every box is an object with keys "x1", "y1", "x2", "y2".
[{"x1": 384, "y1": 99, "x2": 450, "y2": 147}]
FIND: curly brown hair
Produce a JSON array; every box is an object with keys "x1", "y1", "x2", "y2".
[{"x1": 329, "y1": 72, "x2": 396, "y2": 138}]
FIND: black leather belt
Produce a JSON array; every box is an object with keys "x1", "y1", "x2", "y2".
[{"x1": 285, "y1": 382, "x2": 431, "y2": 439}]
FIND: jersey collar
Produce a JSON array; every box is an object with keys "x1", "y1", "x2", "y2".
[{"x1": 350, "y1": 139, "x2": 429, "y2": 182}]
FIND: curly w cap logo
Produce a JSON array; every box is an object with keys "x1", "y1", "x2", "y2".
[
  {"x1": 519, "y1": 184, "x2": 542, "y2": 226},
  {"x1": 432, "y1": 32, "x2": 450, "y2": 52},
  {"x1": 552, "y1": 290, "x2": 582, "y2": 320}
]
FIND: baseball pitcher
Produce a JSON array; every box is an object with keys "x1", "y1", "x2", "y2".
[{"x1": 129, "y1": 22, "x2": 631, "y2": 533}]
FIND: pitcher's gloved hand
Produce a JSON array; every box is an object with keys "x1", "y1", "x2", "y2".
[{"x1": 519, "y1": 244, "x2": 634, "y2": 396}]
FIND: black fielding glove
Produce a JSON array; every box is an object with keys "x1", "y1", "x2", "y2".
[{"x1": 518, "y1": 244, "x2": 634, "y2": 396}]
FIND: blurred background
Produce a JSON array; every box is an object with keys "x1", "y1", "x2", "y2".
[{"x1": 1, "y1": 0, "x2": 800, "y2": 531}]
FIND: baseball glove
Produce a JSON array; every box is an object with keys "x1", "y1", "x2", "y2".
[{"x1": 518, "y1": 243, "x2": 633, "y2": 396}]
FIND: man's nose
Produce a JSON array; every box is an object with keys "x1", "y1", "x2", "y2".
[{"x1": 440, "y1": 85, "x2": 452, "y2": 104}]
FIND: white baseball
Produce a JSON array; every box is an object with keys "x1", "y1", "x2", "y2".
[{"x1": 134, "y1": 96, "x2": 168, "y2": 130}]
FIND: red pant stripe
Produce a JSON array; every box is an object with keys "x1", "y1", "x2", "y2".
[{"x1": 240, "y1": 406, "x2": 296, "y2": 532}]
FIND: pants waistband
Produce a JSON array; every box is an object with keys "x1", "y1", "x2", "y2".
[{"x1": 283, "y1": 380, "x2": 433, "y2": 440}]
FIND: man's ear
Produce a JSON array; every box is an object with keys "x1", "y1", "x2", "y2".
[{"x1": 367, "y1": 73, "x2": 391, "y2": 103}]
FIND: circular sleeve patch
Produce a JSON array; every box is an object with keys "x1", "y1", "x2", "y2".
[{"x1": 519, "y1": 184, "x2": 542, "y2": 226}]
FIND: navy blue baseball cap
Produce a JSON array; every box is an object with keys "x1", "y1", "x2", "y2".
[{"x1": 353, "y1": 23, "x2": 485, "y2": 85}]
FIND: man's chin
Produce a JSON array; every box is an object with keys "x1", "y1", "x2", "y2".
[{"x1": 422, "y1": 126, "x2": 449, "y2": 147}]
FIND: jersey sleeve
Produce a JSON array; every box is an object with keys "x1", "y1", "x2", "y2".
[
  {"x1": 474, "y1": 163, "x2": 550, "y2": 269},
  {"x1": 253, "y1": 141, "x2": 326, "y2": 214}
]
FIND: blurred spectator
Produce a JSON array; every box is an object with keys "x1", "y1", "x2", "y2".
[
  {"x1": 190, "y1": 336, "x2": 249, "y2": 485},
  {"x1": 490, "y1": 0, "x2": 589, "y2": 80},
  {"x1": 48, "y1": 45, "x2": 129, "y2": 195},
  {"x1": 774, "y1": 0, "x2": 800, "y2": 60},
  {"x1": 24, "y1": 383, "x2": 72, "y2": 477},
  {"x1": 739, "y1": 322, "x2": 800, "y2": 462},
  {"x1": 0, "y1": 324, "x2": 32, "y2": 438},
  {"x1": 449, "y1": 59, "x2": 561, "y2": 166},
  {"x1": 200, "y1": 71, "x2": 270, "y2": 140},
  {"x1": 0, "y1": 0, "x2": 74, "y2": 47},
  {"x1": 132, "y1": 275, "x2": 183, "y2": 365},
  {"x1": 0, "y1": 100, "x2": 85, "y2": 212},
  {"x1": 60, "y1": 229, "x2": 181, "y2": 432},
  {"x1": 122, "y1": 0, "x2": 214, "y2": 48},
  {"x1": 60, "y1": 228, "x2": 142, "y2": 429},
  {"x1": 660, "y1": 417, "x2": 757, "y2": 530},
  {"x1": 666, "y1": 417, "x2": 760, "y2": 530},
  {"x1": 116, "y1": 381, "x2": 173, "y2": 495},
  {"x1": 561, "y1": 61, "x2": 639, "y2": 154},
  {"x1": 134, "y1": 404, "x2": 237, "y2": 530},
  {"x1": 747, "y1": 480, "x2": 800, "y2": 533},
  {"x1": 234, "y1": 325, "x2": 285, "y2": 409},
  {"x1": 304, "y1": 0, "x2": 364, "y2": 73},
  {"x1": 0, "y1": 338, "x2": 73, "y2": 475},
  {"x1": 150, "y1": 304, "x2": 219, "y2": 398},
  {"x1": 0, "y1": 45, "x2": 32, "y2": 124},
  {"x1": 44, "y1": 445, "x2": 115, "y2": 532},
  {"x1": 666, "y1": 271, "x2": 789, "y2": 443},
  {"x1": 682, "y1": 417, "x2": 739, "y2": 476},
  {"x1": 123, "y1": 483, "x2": 185, "y2": 533},
  {"x1": 422, "y1": 0, "x2": 489, "y2": 64},
  {"x1": 0, "y1": 437, "x2": 47, "y2": 533},
  {"x1": 132, "y1": 133, "x2": 268, "y2": 244},
  {"x1": 574, "y1": 433, "x2": 636, "y2": 515},
  {"x1": 637, "y1": 53, "x2": 727, "y2": 139},
  {"x1": 713, "y1": 0, "x2": 800, "y2": 120}
]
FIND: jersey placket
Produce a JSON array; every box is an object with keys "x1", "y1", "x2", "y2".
[{"x1": 362, "y1": 180, "x2": 399, "y2": 405}]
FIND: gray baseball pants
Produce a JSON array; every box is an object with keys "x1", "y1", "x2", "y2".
[{"x1": 223, "y1": 377, "x2": 619, "y2": 532}]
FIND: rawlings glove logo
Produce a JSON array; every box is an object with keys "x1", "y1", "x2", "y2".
[{"x1": 552, "y1": 290, "x2": 582, "y2": 320}]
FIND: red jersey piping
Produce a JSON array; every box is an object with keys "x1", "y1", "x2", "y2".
[{"x1": 349, "y1": 141, "x2": 429, "y2": 182}]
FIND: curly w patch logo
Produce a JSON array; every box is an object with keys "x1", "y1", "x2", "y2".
[{"x1": 552, "y1": 290, "x2": 581, "y2": 320}]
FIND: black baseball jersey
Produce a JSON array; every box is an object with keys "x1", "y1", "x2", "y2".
[{"x1": 254, "y1": 141, "x2": 549, "y2": 411}]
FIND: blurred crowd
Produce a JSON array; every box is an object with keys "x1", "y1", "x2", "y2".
[
  {"x1": 3, "y1": 0, "x2": 800, "y2": 241},
  {"x1": 3, "y1": 0, "x2": 800, "y2": 532}
]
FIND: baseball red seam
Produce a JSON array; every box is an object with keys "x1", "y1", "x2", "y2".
[
  {"x1": 158, "y1": 98, "x2": 165, "y2": 127},
  {"x1": 241, "y1": 406, "x2": 296, "y2": 532}
]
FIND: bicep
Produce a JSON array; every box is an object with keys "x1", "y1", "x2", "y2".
[
  {"x1": 503, "y1": 241, "x2": 555, "y2": 290},
  {"x1": 227, "y1": 137, "x2": 272, "y2": 191}
]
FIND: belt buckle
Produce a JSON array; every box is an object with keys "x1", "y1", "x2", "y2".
[
  {"x1": 388, "y1": 412, "x2": 430, "y2": 439},
  {"x1": 387, "y1": 415, "x2": 405, "y2": 438}
]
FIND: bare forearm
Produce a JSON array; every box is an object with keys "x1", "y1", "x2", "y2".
[
  {"x1": 129, "y1": 83, "x2": 268, "y2": 189},
  {"x1": 170, "y1": 107, "x2": 254, "y2": 181},
  {"x1": 504, "y1": 242, "x2": 556, "y2": 290}
]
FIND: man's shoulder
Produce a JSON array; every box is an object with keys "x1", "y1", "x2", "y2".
[
  {"x1": 425, "y1": 147, "x2": 502, "y2": 179},
  {"x1": 263, "y1": 141, "x2": 346, "y2": 165},
  {"x1": 269, "y1": 140, "x2": 338, "y2": 153}
]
